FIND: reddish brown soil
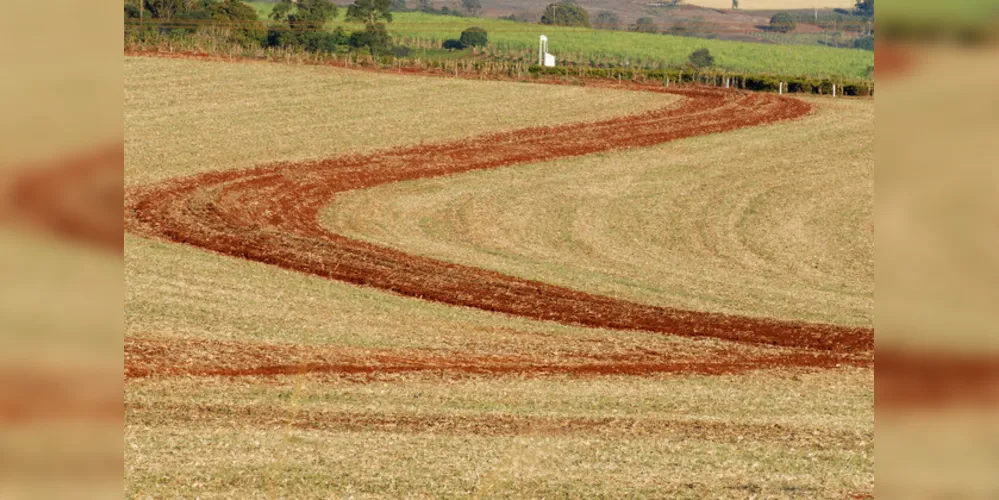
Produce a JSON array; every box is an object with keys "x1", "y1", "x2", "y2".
[
  {"x1": 122, "y1": 53, "x2": 874, "y2": 384},
  {"x1": 125, "y1": 336, "x2": 871, "y2": 380},
  {"x1": 0, "y1": 367, "x2": 122, "y2": 423},
  {"x1": 125, "y1": 80, "x2": 872, "y2": 354},
  {"x1": 3, "y1": 142, "x2": 123, "y2": 253},
  {"x1": 876, "y1": 347, "x2": 999, "y2": 410},
  {"x1": 874, "y1": 43, "x2": 916, "y2": 80}
]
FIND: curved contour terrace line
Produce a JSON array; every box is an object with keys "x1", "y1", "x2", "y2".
[{"x1": 125, "y1": 79, "x2": 873, "y2": 355}]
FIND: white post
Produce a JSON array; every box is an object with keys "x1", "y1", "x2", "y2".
[
  {"x1": 539, "y1": 35, "x2": 546, "y2": 65},
  {"x1": 833, "y1": 84, "x2": 837, "y2": 97},
  {"x1": 779, "y1": 82, "x2": 783, "y2": 95}
]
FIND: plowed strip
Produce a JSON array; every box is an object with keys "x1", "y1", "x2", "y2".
[
  {"x1": 4, "y1": 142, "x2": 123, "y2": 252},
  {"x1": 125, "y1": 76, "x2": 872, "y2": 355}
]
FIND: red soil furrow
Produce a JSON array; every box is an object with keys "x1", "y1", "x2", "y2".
[
  {"x1": 126, "y1": 75, "x2": 873, "y2": 356},
  {"x1": 125, "y1": 336, "x2": 870, "y2": 380},
  {"x1": 876, "y1": 348, "x2": 999, "y2": 410},
  {"x1": 3, "y1": 142, "x2": 124, "y2": 253}
]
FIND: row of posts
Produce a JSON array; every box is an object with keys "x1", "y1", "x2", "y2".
[{"x1": 658, "y1": 75, "x2": 842, "y2": 97}]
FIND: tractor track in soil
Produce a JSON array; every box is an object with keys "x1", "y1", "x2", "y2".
[{"x1": 124, "y1": 53, "x2": 873, "y2": 378}]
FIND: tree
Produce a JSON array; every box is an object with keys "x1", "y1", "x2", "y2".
[
  {"x1": 211, "y1": 0, "x2": 266, "y2": 45},
  {"x1": 442, "y1": 38, "x2": 465, "y2": 50},
  {"x1": 346, "y1": 0, "x2": 393, "y2": 53},
  {"x1": 593, "y1": 10, "x2": 620, "y2": 29},
  {"x1": 769, "y1": 12, "x2": 796, "y2": 33},
  {"x1": 390, "y1": 0, "x2": 408, "y2": 11},
  {"x1": 145, "y1": 0, "x2": 185, "y2": 20},
  {"x1": 731, "y1": 0, "x2": 738, "y2": 9},
  {"x1": 461, "y1": 0, "x2": 481, "y2": 16},
  {"x1": 631, "y1": 17, "x2": 658, "y2": 33},
  {"x1": 540, "y1": 1, "x2": 590, "y2": 27},
  {"x1": 853, "y1": 35, "x2": 874, "y2": 50},
  {"x1": 854, "y1": 0, "x2": 873, "y2": 17},
  {"x1": 346, "y1": 0, "x2": 393, "y2": 28},
  {"x1": 688, "y1": 48, "x2": 714, "y2": 68},
  {"x1": 459, "y1": 26, "x2": 488, "y2": 46},
  {"x1": 349, "y1": 23, "x2": 391, "y2": 53},
  {"x1": 270, "y1": 0, "x2": 338, "y2": 30},
  {"x1": 418, "y1": 0, "x2": 434, "y2": 13}
]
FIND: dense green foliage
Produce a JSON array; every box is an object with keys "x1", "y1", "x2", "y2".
[
  {"x1": 541, "y1": 2, "x2": 590, "y2": 28},
  {"x1": 269, "y1": 0, "x2": 337, "y2": 30},
  {"x1": 769, "y1": 13, "x2": 796, "y2": 33},
  {"x1": 459, "y1": 27, "x2": 488, "y2": 47},
  {"x1": 852, "y1": 35, "x2": 874, "y2": 51},
  {"x1": 854, "y1": 0, "x2": 874, "y2": 17},
  {"x1": 442, "y1": 39, "x2": 465, "y2": 50},
  {"x1": 688, "y1": 48, "x2": 714, "y2": 68},
  {"x1": 345, "y1": 0, "x2": 393, "y2": 27},
  {"x1": 126, "y1": 0, "x2": 267, "y2": 46}
]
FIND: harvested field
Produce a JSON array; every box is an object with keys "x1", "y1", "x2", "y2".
[
  {"x1": 125, "y1": 369, "x2": 872, "y2": 497},
  {"x1": 324, "y1": 97, "x2": 873, "y2": 328},
  {"x1": 125, "y1": 55, "x2": 873, "y2": 496},
  {"x1": 126, "y1": 75, "x2": 872, "y2": 353}
]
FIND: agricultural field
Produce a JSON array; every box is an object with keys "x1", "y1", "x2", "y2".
[
  {"x1": 124, "y1": 54, "x2": 873, "y2": 497},
  {"x1": 245, "y1": 5, "x2": 874, "y2": 78}
]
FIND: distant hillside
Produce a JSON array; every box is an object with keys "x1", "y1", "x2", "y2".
[{"x1": 682, "y1": 0, "x2": 855, "y2": 9}]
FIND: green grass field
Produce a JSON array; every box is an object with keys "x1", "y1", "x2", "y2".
[{"x1": 247, "y1": 4, "x2": 874, "y2": 79}]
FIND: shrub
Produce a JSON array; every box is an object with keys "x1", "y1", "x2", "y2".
[
  {"x1": 541, "y1": 1, "x2": 590, "y2": 27},
  {"x1": 688, "y1": 48, "x2": 714, "y2": 68},
  {"x1": 442, "y1": 38, "x2": 465, "y2": 50},
  {"x1": 349, "y1": 24, "x2": 392, "y2": 54},
  {"x1": 391, "y1": 45, "x2": 411, "y2": 57},
  {"x1": 631, "y1": 17, "x2": 658, "y2": 34},
  {"x1": 769, "y1": 12, "x2": 796, "y2": 33},
  {"x1": 853, "y1": 35, "x2": 874, "y2": 51},
  {"x1": 459, "y1": 26, "x2": 488, "y2": 47}
]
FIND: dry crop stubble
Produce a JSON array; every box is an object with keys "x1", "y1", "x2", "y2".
[
  {"x1": 324, "y1": 97, "x2": 873, "y2": 328},
  {"x1": 124, "y1": 56, "x2": 678, "y2": 187},
  {"x1": 124, "y1": 55, "x2": 872, "y2": 497},
  {"x1": 125, "y1": 370, "x2": 872, "y2": 497}
]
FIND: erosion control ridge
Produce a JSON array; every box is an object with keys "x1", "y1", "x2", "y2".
[{"x1": 125, "y1": 78, "x2": 872, "y2": 356}]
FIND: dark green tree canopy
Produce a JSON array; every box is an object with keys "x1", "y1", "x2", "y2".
[
  {"x1": 688, "y1": 48, "x2": 714, "y2": 68},
  {"x1": 270, "y1": 0, "x2": 338, "y2": 30},
  {"x1": 769, "y1": 12, "x2": 796, "y2": 33},
  {"x1": 631, "y1": 16, "x2": 658, "y2": 33},
  {"x1": 459, "y1": 26, "x2": 488, "y2": 46},
  {"x1": 540, "y1": 1, "x2": 590, "y2": 27},
  {"x1": 346, "y1": 0, "x2": 393, "y2": 27},
  {"x1": 855, "y1": 0, "x2": 873, "y2": 17}
]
